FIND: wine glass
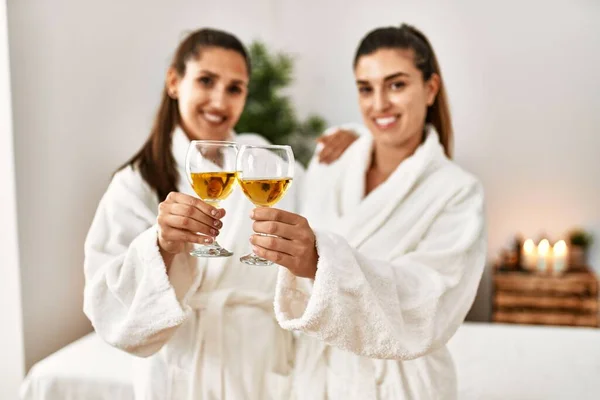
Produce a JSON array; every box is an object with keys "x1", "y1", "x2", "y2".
[
  {"x1": 185, "y1": 140, "x2": 238, "y2": 257},
  {"x1": 236, "y1": 144, "x2": 295, "y2": 266}
]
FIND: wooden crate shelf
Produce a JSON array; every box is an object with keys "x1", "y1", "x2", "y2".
[
  {"x1": 493, "y1": 310, "x2": 598, "y2": 327},
  {"x1": 492, "y1": 269, "x2": 599, "y2": 328},
  {"x1": 495, "y1": 293, "x2": 598, "y2": 312}
]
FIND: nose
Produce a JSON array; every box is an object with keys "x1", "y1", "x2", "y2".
[
  {"x1": 209, "y1": 85, "x2": 228, "y2": 111},
  {"x1": 373, "y1": 89, "x2": 391, "y2": 113}
]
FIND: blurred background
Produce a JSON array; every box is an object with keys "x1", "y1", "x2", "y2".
[{"x1": 1, "y1": 0, "x2": 599, "y2": 398}]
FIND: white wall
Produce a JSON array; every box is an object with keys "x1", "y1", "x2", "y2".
[
  {"x1": 0, "y1": 0, "x2": 25, "y2": 396},
  {"x1": 273, "y1": 0, "x2": 600, "y2": 320},
  {"x1": 7, "y1": 0, "x2": 275, "y2": 370}
]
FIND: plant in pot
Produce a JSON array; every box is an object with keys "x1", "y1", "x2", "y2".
[
  {"x1": 567, "y1": 229, "x2": 593, "y2": 269},
  {"x1": 235, "y1": 41, "x2": 327, "y2": 167}
]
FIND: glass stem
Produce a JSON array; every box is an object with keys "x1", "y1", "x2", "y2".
[{"x1": 206, "y1": 200, "x2": 220, "y2": 245}]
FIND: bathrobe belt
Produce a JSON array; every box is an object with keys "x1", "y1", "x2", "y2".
[{"x1": 187, "y1": 289, "x2": 275, "y2": 399}]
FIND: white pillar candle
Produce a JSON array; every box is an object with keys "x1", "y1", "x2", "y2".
[
  {"x1": 521, "y1": 239, "x2": 537, "y2": 271},
  {"x1": 553, "y1": 240, "x2": 568, "y2": 274},
  {"x1": 537, "y1": 239, "x2": 551, "y2": 273}
]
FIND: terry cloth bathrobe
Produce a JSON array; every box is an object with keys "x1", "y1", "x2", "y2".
[
  {"x1": 275, "y1": 126, "x2": 487, "y2": 399},
  {"x1": 84, "y1": 127, "x2": 302, "y2": 400}
]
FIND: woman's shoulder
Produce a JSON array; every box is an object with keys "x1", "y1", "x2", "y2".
[
  {"x1": 429, "y1": 158, "x2": 484, "y2": 202},
  {"x1": 111, "y1": 164, "x2": 144, "y2": 187},
  {"x1": 318, "y1": 122, "x2": 371, "y2": 164},
  {"x1": 317, "y1": 130, "x2": 371, "y2": 171},
  {"x1": 107, "y1": 164, "x2": 157, "y2": 204},
  {"x1": 304, "y1": 138, "x2": 363, "y2": 181}
]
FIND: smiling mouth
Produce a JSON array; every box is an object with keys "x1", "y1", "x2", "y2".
[
  {"x1": 373, "y1": 115, "x2": 399, "y2": 129},
  {"x1": 202, "y1": 111, "x2": 227, "y2": 125}
]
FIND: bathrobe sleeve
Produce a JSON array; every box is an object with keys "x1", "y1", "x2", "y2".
[
  {"x1": 275, "y1": 180, "x2": 486, "y2": 361},
  {"x1": 83, "y1": 167, "x2": 189, "y2": 357}
]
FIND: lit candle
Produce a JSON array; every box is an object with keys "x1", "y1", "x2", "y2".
[
  {"x1": 537, "y1": 239, "x2": 551, "y2": 273},
  {"x1": 553, "y1": 240, "x2": 568, "y2": 275},
  {"x1": 521, "y1": 239, "x2": 537, "y2": 271}
]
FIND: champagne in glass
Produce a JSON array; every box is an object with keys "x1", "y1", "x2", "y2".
[
  {"x1": 237, "y1": 144, "x2": 294, "y2": 266},
  {"x1": 185, "y1": 140, "x2": 238, "y2": 257}
]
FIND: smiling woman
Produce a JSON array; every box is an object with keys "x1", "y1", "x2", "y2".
[
  {"x1": 255, "y1": 24, "x2": 486, "y2": 400},
  {"x1": 81, "y1": 28, "x2": 304, "y2": 400}
]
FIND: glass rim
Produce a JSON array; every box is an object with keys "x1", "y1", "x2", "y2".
[
  {"x1": 189, "y1": 140, "x2": 238, "y2": 146},
  {"x1": 239, "y1": 144, "x2": 292, "y2": 150}
]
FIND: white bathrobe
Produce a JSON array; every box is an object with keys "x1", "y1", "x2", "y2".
[
  {"x1": 275, "y1": 127, "x2": 486, "y2": 399},
  {"x1": 84, "y1": 128, "x2": 303, "y2": 400}
]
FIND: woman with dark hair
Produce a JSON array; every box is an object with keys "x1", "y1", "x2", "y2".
[
  {"x1": 252, "y1": 24, "x2": 486, "y2": 399},
  {"x1": 83, "y1": 28, "x2": 300, "y2": 399}
]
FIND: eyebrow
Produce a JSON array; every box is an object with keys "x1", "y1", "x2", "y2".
[
  {"x1": 356, "y1": 71, "x2": 409, "y2": 85},
  {"x1": 197, "y1": 69, "x2": 247, "y2": 86}
]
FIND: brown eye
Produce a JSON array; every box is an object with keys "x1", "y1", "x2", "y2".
[
  {"x1": 198, "y1": 76, "x2": 213, "y2": 87},
  {"x1": 358, "y1": 86, "x2": 372, "y2": 94},
  {"x1": 227, "y1": 85, "x2": 242, "y2": 95},
  {"x1": 390, "y1": 81, "x2": 406, "y2": 90}
]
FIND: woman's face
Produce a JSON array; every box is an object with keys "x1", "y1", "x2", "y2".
[
  {"x1": 354, "y1": 48, "x2": 439, "y2": 149},
  {"x1": 167, "y1": 47, "x2": 249, "y2": 141}
]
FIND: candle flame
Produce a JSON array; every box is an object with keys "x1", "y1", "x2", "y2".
[
  {"x1": 523, "y1": 239, "x2": 535, "y2": 253},
  {"x1": 553, "y1": 240, "x2": 567, "y2": 256},
  {"x1": 538, "y1": 239, "x2": 550, "y2": 255}
]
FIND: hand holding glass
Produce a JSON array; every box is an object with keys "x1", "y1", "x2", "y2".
[
  {"x1": 185, "y1": 140, "x2": 238, "y2": 257},
  {"x1": 237, "y1": 145, "x2": 294, "y2": 266}
]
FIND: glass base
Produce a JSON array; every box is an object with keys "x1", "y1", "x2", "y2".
[
  {"x1": 189, "y1": 242, "x2": 233, "y2": 258},
  {"x1": 240, "y1": 252, "x2": 273, "y2": 266}
]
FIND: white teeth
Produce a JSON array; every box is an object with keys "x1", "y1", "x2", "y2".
[
  {"x1": 375, "y1": 116, "x2": 397, "y2": 126},
  {"x1": 204, "y1": 112, "x2": 225, "y2": 123}
]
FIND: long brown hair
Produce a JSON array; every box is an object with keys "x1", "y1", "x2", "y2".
[
  {"x1": 118, "y1": 28, "x2": 251, "y2": 201},
  {"x1": 353, "y1": 24, "x2": 453, "y2": 158}
]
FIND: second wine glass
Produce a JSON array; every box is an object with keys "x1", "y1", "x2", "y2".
[
  {"x1": 236, "y1": 144, "x2": 295, "y2": 266},
  {"x1": 185, "y1": 140, "x2": 238, "y2": 258}
]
